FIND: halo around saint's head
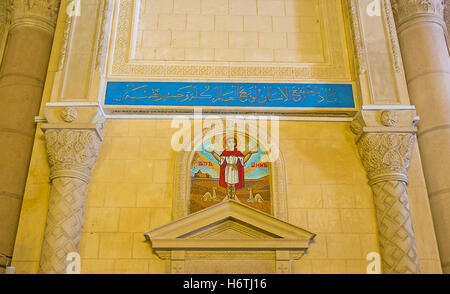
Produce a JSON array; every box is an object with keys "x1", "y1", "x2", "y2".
[{"x1": 223, "y1": 136, "x2": 238, "y2": 149}]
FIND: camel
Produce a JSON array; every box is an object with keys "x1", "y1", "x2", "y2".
[
  {"x1": 247, "y1": 187, "x2": 264, "y2": 203},
  {"x1": 201, "y1": 186, "x2": 219, "y2": 202}
]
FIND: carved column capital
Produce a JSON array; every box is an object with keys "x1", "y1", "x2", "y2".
[
  {"x1": 44, "y1": 129, "x2": 101, "y2": 183},
  {"x1": 356, "y1": 132, "x2": 415, "y2": 185},
  {"x1": 391, "y1": 0, "x2": 445, "y2": 30},
  {"x1": 8, "y1": 0, "x2": 61, "y2": 33},
  {"x1": 41, "y1": 104, "x2": 105, "y2": 183},
  {"x1": 351, "y1": 109, "x2": 418, "y2": 184}
]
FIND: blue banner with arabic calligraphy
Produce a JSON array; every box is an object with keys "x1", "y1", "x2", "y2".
[{"x1": 104, "y1": 82, "x2": 355, "y2": 108}]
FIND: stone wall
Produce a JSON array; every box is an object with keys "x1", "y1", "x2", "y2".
[
  {"x1": 135, "y1": 0, "x2": 323, "y2": 62},
  {"x1": 10, "y1": 118, "x2": 441, "y2": 273},
  {"x1": 7, "y1": 0, "x2": 444, "y2": 274}
]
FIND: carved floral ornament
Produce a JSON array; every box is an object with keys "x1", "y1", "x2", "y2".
[
  {"x1": 357, "y1": 133, "x2": 415, "y2": 184},
  {"x1": 391, "y1": 0, "x2": 445, "y2": 22},
  {"x1": 380, "y1": 110, "x2": 399, "y2": 127},
  {"x1": 60, "y1": 106, "x2": 77, "y2": 123},
  {"x1": 7, "y1": 0, "x2": 61, "y2": 28},
  {"x1": 44, "y1": 129, "x2": 101, "y2": 182},
  {"x1": 350, "y1": 112, "x2": 416, "y2": 185}
]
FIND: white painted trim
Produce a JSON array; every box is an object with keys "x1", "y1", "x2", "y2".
[
  {"x1": 43, "y1": 103, "x2": 353, "y2": 121},
  {"x1": 45, "y1": 102, "x2": 100, "y2": 107},
  {"x1": 103, "y1": 114, "x2": 353, "y2": 122},
  {"x1": 362, "y1": 105, "x2": 416, "y2": 110}
]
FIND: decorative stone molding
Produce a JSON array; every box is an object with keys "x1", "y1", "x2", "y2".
[
  {"x1": 344, "y1": 0, "x2": 368, "y2": 76},
  {"x1": 8, "y1": 0, "x2": 61, "y2": 33},
  {"x1": 380, "y1": 110, "x2": 399, "y2": 127},
  {"x1": 94, "y1": 0, "x2": 114, "y2": 75},
  {"x1": 57, "y1": 5, "x2": 74, "y2": 71},
  {"x1": 59, "y1": 106, "x2": 77, "y2": 122},
  {"x1": 351, "y1": 109, "x2": 420, "y2": 273},
  {"x1": 382, "y1": 0, "x2": 404, "y2": 73},
  {"x1": 38, "y1": 104, "x2": 104, "y2": 274},
  {"x1": 109, "y1": 0, "x2": 350, "y2": 81}
]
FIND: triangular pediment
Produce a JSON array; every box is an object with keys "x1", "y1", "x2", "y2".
[
  {"x1": 180, "y1": 217, "x2": 281, "y2": 240},
  {"x1": 145, "y1": 200, "x2": 315, "y2": 251}
]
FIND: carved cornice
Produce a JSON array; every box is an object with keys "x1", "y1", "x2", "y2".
[
  {"x1": 391, "y1": 0, "x2": 445, "y2": 26},
  {"x1": 8, "y1": 0, "x2": 61, "y2": 32}
]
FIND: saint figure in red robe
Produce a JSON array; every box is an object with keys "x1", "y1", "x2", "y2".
[{"x1": 207, "y1": 137, "x2": 257, "y2": 200}]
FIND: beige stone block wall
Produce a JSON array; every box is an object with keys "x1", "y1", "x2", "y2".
[
  {"x1": 78, "y1": 120, "x2": 380, "y2": 274},
  {"x1": 280, "y1": 122, "x2": 378, "y2": 274},
  {"x1": 77, "y1": 119, "x2": 173, "y2": 274},
  {"x1": 11, "y1": 119, "x2": 440, "y2": 274},
  {"x1": 135, "y1": 0, "x2": 323, "y2": 62}
]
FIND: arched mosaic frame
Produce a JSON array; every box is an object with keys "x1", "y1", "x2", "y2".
[{"x1": 172, "y1": 122, "x2": 288, "y2": 221}]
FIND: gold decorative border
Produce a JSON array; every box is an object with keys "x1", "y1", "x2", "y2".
[{"x1": 108, "y1": 0, "x2": 352, "y2": 81}]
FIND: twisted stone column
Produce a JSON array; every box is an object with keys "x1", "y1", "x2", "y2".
[
  {"x1": 351, "y1": 110, "x2": 420, "y2": 274},
  {"x1": 39, "y1": 106, "x2": 103, "y2": 274},
  {"x1": 391, "y1": 0, "x2": 450, "y2": 273}
]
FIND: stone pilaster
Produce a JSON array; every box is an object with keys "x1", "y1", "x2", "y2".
[
  {"x1": 38, "y1": 105, "x2": 104, "y2": 274},
  {"x1": 351, "y1": 109, "x2": 420, "y2": 274},
  {"x1": 391, "y1": 0, "x2": 450, "y2": 273}
]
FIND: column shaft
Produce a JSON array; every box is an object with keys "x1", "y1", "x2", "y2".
[
  {"x1": 0, "y1": 0, "x2": 60, "y2": 263},
  {"x1": 39, "y1": 177, "x2": 88, "y2": 273},
  {"x1": 371, "y1": 180, "x2": 419, "y2": 273},
  {"x1": 392, "y1": 0, "x2": 450, "y2": 273}
]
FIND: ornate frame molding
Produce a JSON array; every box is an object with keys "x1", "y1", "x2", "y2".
[
  {"x1": 107, "y1": 0, "x2": 351, "y2": 81},
  {"x1": 172, "y1": 122, "x2": 288, "y2": 222}
]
